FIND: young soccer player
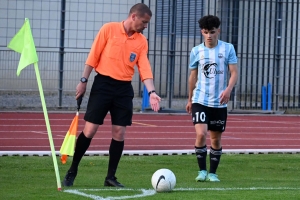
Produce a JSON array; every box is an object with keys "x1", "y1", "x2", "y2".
[{"x1": 186, "y1": 15, "x2": 238, "y2": 182}]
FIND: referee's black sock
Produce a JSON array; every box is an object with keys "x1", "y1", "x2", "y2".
[
  {"x1": 195, "y1": 145, "x2": 207, "y2": 171},
  {"x1": 106, "y1": 139, "x2": 124, "y2": 179},
  {"x1": 69, "y1": 131, "x2": 92, "y2": 172},
  {"x1": 209, "y1": 146, "x2": 222, "y2": 174}
]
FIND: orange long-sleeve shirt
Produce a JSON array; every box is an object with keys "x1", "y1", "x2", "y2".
[{"x1": 85, "y1": 21, "x2": 153, "y2": 81}]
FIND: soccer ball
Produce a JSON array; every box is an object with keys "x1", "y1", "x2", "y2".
[{"x1": 151, "y1": 168, "x2": 176, "y2": 192}]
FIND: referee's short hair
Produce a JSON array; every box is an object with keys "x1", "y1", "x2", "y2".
[{"x1": 129, "y1": 3, "x2": 152, "y2": 17}]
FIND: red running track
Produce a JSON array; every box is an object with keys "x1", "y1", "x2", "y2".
[{"x1": 0, "y1": 112, "x2": 300, "y2": 151}]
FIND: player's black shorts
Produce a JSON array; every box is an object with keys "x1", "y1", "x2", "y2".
[
  {"x1": 84, "y1": 74, "x2": 134, "y2": 126},
  {"x1": 191, "y1": 103, "x2": 227, "y2": 132}
]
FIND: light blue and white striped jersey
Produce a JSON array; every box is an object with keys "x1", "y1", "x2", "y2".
[{"x1": 189, "y1": 40, "x2": 238, "y2": 108}]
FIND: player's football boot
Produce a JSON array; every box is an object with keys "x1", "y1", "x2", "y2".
[
  {"x1": 104, "y1": 176, "x2": 124, "y2": 187},
  {"x1": 206, "y1": 173, "x2": 220, "y2": 182},
  {"x1": 195, "y1": 170, "x2": 207, "y2": 182}
]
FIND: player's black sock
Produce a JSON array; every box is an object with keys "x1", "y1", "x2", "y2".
[
  {"x1": 69, "y1": 131, "x2": 92, "y2": 172},
  {"x1": 106, "y1": 139, "x2": 124, "y2": 179},
  {"x1": 195, "y1": 145, "x2": 207, "y2": 171},
  {"x1": 209, "y1": 146, "x2": 222, "y2": 174}
]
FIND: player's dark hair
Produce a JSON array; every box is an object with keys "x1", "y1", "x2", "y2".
[
  {"x1": 198, "y1": 15, "x2": 221, "y2": 30},
  {"x1": 129, "y1": 3, "x2": 152, "y2": 17}
]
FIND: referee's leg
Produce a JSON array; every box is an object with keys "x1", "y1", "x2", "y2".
[
  {"x1": 104, "y1": 125, "x2": 126, "y2": 187},
  {"x1": 62, "y1": 122, "x2": 99, "y2": 187},
  {"x1": 105, "y1": 84, "x2": 133, "y2": 187}
]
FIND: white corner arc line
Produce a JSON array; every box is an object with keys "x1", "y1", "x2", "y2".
[{"x1": 64, "y1": 188, "x2": 156, "y2": 200}]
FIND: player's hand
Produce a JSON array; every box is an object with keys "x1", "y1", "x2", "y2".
[
  {"x1": 220, "y1": 88, "x2": 231, "y2": 105},
  {"x1": 186, "y1": 101, "x2": 192, "y2": 114},
  {"x1": 75, "y1": 82, "x2": 87, "y2": 100},
  {"x1": 149, "y1": 93, "x2": 161, "y2": 112}
]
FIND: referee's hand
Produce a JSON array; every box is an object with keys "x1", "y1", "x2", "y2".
[
  {"x1": 76, "y1": 82, "x2": 87, "y2": 100},
  {"x1": 149, "y1": 93, "x2": 161, "y2": 112}
]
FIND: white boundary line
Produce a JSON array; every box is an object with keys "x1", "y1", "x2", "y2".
[
  {"x1": 174, "y1": 187, "x2": 300, "y2": 191},
  {"x1": 63, "y1": 187, "x2": 300, "y2": 200},
  {"x1": 0, "y1": 149, "x2": 300, "y2": 156}
]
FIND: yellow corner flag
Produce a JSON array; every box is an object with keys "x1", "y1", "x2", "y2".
[
  {"x1": 7, "y1": 18, "x2": 61, "y2": 191},
  {"x1": 7, "y1": 18, "x2": 38, "y2": 76},
  {"x1": 60, "y1": 112, "x2": 79, "y2": 164}
]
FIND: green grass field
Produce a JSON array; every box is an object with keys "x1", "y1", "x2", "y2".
[{"x1": 1, "y1": 154, "x2": 299, "y2": 200}]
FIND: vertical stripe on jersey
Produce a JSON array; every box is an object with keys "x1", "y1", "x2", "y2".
[{"x1": 207, "y1": 47, "x2": 215, "y2": 106}]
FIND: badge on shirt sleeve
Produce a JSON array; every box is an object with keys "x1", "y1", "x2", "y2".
[{"x1": 130, "y1": 53, "x2": 136, "y2": 62}]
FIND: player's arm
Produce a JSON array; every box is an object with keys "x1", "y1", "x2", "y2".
[
  {"x1": 220, "y1": 64, "x2": 238, "y2": 105},
  {"x1": 186, "y1": 68, "x2": 198, "y2": 114},
  {"x1": 186, "y1": 48, "x2": 198, "y2": 113},
  {"x1": 227, "y1": 64, "x2": 238, "y2": 91}
]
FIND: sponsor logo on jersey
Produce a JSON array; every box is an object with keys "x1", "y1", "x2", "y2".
[{"x1": 202, "y1": 62, "x2": 224, "y2": 79}]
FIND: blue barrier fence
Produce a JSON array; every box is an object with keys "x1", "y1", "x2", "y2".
[
  {"x1": 267, "y1": 83, "x2": 272, "y2": 110},
  {"x1": 262, "y1": 83, "x2": 272, "y2": 111},
  {"x1": 142, "y1": 86, "x2": 149, "y2": 111}
]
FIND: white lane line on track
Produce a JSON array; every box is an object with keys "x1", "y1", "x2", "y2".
[
  {"x1": 1, "y1": 118, "x2": 300, "y2": 124},
  {"x1": 1, "y1": 125, "x2": 300, "y2": 130},
  {"x1": 24, "y1": 131, "x2": 66, "y2": 138},
  {"x1": 1, "y1": 136, "x2": 300, "y2": 140},
  {"x1": 2, "y1": 144, "x2": 300, "y2": 148},
  {"x1": 0, "y1": 130, "x2": 299, "y2": 135}
]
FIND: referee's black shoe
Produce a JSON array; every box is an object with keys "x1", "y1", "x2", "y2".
[
  {"x1": 62, "y1": 170, "x2": 77, "y2": 187},
  {"x1": 104, "y1": 176, "x2": 124, "y2": 187}
]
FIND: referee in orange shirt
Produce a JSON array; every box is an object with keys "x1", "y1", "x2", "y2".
[{"x1": 62, "y1": 3, "x2": 161, "y2": 187}]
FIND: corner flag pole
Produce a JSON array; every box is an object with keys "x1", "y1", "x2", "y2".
[
  {"x1": 34, "y1": 63, "x2": 62, "y2": 191},
  {"x1": 7, "y1": 18, "x2": 61, "y2": 191}
]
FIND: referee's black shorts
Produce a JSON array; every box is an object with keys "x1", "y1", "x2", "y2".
[{"x1": 84, "y1": 74, "x2": 134, "y2": 126}]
